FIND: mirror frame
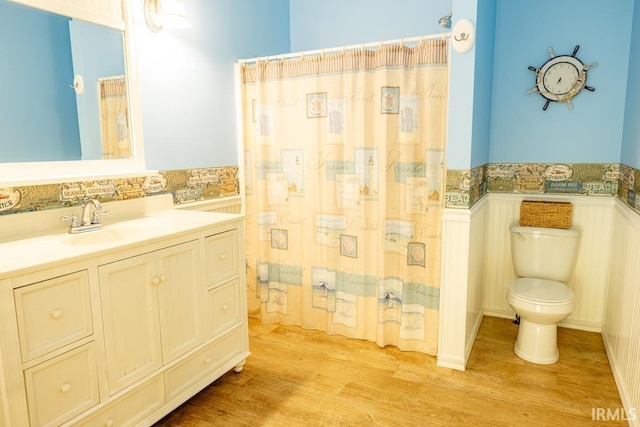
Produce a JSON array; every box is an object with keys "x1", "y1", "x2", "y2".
[{"x1": 0, "y1": 0, "x2": 150, "y2": 186}]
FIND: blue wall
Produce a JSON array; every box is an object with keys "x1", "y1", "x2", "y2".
[
  {"x1": 470, "y1": 0, "x2": 495, "y2": 168},
  {"x1": 622, "y1": 0, "x2": 640, "y2": 168},
  {"x1": 6, "y1": 0, "x2": 640, "y2": 171},
  {"x1": 489, "y1": 0, "x2": 633, "y2": 164},
  {"x1": 136, "y1": 0, "x2": 290, "y2": 171},
  {"x1": 289, "y1": 0, "x2": 451, "y2": 52}
]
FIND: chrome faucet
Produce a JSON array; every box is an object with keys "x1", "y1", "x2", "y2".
[
  {"x1": 81, "y1": 198, "x2": 104, "y2": 228},
  {"x1": 61, "y1": 198, "x2": 108, "y2": 233}
]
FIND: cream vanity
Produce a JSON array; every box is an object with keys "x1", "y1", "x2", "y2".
[{"x1": 0, "y1": 195, "x2": 249, "y2": 426}]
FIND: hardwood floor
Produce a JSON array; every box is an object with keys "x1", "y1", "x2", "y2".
[{"x1": 154, "y1": 316, "x2": 626, "y2": 426}]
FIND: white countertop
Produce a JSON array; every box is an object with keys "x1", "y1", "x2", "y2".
[{"x1": 0, "y1": 195, "x2": 242, "y2": 278}]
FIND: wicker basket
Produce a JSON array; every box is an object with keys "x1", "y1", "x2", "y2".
[{"x1": 519, "y1": 200, "x2": 573, "y2": 229}]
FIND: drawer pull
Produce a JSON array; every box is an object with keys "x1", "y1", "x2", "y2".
[
  {"x1": 60, "y1": 383, "x2": 71, "y2": 393},
  {"x1": 221, "y1": 304, "x2": 229, "y2": 311},
  {"x1": 218, "y1": 252, "x2": 228, "y2": 260},
  {"x1": 204, "y1": 357, "x2": 211, "y2": 365},
  {"x1": 51, "y1": 309, "x2": 63, "y2": 320},
  {"x1": 105, "y1": 419, "x2": 115, "y2": 427}
]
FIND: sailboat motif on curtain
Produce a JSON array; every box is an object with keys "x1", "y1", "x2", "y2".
[{"x1": 239, "y1": 40, "x2": 448, "y2": 355}]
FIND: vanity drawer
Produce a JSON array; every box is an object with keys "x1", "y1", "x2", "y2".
[
  {"x1": 14, "y1": 270, "x2": 93, "y2": 362},
  {"x1": 74, "y1": 375, "x2": 164, "y2": 427},
  {"x1": 24, "y1": 343, "x2": 99, "y2": 427},
  {"x1": 164, "y1": 327, "x2": 243, "y2": 403},
  {"x1": 208, "y1": 279, "x2": 241, "y2": 337},
  {"x1": 205, "y1": 230, "x2": 239, "y2": 285}
]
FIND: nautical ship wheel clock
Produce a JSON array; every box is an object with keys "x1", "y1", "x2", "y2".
[{"x1": 527, "y1": 45, "x2": 598, "y2": 110}]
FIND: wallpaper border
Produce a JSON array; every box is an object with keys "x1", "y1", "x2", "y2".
[
  {"x1": 446, "y1": 163, "x2": 640, "y2": 213},
  {"x1": 0, "y1": 166, "x2": 239, "y2": 215}
]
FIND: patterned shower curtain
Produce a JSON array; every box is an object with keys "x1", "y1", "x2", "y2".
[
  {"x1": 99, "y1": 76, "x2": 130, "y2": 159},
  {"x1": 239, "y1": 39, "x2": 448, "y2": 354}
]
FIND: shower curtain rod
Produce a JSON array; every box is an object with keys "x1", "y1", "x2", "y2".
[{"x1": 238, "y1": 32, "x2": 450, "y2": 64}]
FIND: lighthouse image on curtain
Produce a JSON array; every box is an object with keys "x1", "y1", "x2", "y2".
[
  {"x1": 281, "y1": 149, "x2": 304, "y2": 195},
  {"x1": 355, "y1": 148, "x2": 378, "y2": 197}
]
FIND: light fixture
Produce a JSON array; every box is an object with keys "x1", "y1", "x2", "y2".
[
  {"x1": 438, "y1": 11, "x2": 452, "y2": 29},
  {"x1": 144, "y1": 0, "x2": 191, "y2": 33}
]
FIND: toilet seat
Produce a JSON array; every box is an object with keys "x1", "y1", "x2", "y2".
[{"x1": 508, "y1": 278, "x2": 574, "y2": 304}]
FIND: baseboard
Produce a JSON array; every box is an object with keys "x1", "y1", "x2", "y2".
[
  {"x1": 436, "y1": 355, "x2": 466, "y2": 371},
  {"x1": 602, "y1": 333, "x2": 639, "y2": 427}
]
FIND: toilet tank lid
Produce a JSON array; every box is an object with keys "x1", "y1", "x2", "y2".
[{"x1": 509, "y1": 223, "x2": 580, "y2": 237}]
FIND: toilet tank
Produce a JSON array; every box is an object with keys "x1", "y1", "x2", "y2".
[{"x1": 509, "y1": 223, "x2": 580, "y2": 282}]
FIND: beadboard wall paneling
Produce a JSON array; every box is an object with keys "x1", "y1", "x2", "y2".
[
  {"x1": 438, "y1": 197, "x2": 487, "y2": 371},
  {"x1": 466, "y1": 197, "x2": 487, "y2": 362},
  {"x1": 603, "y1": 200, "x2": 640, "y2": 427},
  {"x1": 482, "y1": 193, "x2": 614, "y2": 332},
  {"x1": 175, "y1": 196, "x2": 242, "y2": 214},
  {"x1": 438, "y1": 208, "x2": 472, "y2": 370}
]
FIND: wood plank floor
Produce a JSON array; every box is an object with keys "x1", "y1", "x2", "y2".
[{"x1": 154, "y1": 316, "x2": 625, "y2": 426}]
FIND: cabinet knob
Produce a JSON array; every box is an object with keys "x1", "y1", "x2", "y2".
[
  {"x1": 221, "y1": 304, "x2": 229, "y2": 311},
  {"x1": 151, "y1": 277, "x2": 161, "y2": 285},
  {"x1": 218, "y1": 252, "x2": 228, "y2": 260},
  {"x1": 105, "y1": 418, "x2": 115, "y2": 427},
  {"x1": 51, "y1": 309, "x2": 63, "y2": 320},
  {"x1": 204, "y1": 357, "x2": 211, "y2": 364},
  {"x1": 159, "y1": 275, "x2": 166, "y2": 283},
  {"x1": 60, "y1": 383, "x2": 71, "y2": 393}
]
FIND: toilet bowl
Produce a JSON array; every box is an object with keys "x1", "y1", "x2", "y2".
[
  {"x1": 507, "y1": 278, "x2": 574, "y2": 364},
  {"x1": 507, "y1": 223, "x2": 580, "y2": 364}
]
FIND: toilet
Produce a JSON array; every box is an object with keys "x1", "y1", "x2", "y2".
[{"x1": 506, "y1": 223, "x2": 580, "y2": 364}]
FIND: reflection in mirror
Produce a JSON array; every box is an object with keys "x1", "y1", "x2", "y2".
[{"x1": 0, "y1": 1, "x2": 131, "y2": 163}]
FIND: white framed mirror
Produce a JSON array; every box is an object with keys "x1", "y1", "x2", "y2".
[{"x1": 0, "y1": 0, "x2": 148, "y2": 186}]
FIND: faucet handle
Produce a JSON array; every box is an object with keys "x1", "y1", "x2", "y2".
[
  {"x1": 60, "y1": 214, "x2": 80, "y2": 227},
  {"x1": 91, "y1": 210, "x2": 109, "y2": 224}
]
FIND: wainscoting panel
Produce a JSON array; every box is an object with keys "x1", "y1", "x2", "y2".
[
  {"x1": 603, "y1": 201, "x2": 640, "y2": 427},
  {"x1": 176, "y1": 196, "x2": 242, "y2": 214},
  {"x1": 438, "y1": 197, "x2": 487, "y2": 371},
  {"x1": 467, "y1": 197, "x2": 487, "y2": 363},
  {"x1": 482, "y1": 193, "x2": 614, "y2": 332},
  {"x1": 438, "y1": 208, "x2": 472, "y2": 371}
]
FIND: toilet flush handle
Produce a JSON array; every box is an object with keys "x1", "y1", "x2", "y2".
[{"x1": 515, "y1": 232, "x2": 526, "y2": 241}]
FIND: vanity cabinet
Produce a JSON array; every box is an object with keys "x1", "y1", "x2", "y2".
[
  {"x1": 99, "y1": 240, "x2": 204, "y2": 395},
  {"x1": 0, "y1": 208, "x2": 249, "y2": 426}
]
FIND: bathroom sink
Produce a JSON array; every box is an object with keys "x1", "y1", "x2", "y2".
[
  {"x1": 0, "y1": 194, "x2": 243, "y2": 277},
  {"x1": 60, "y1": 224, "x2": 156, "y2": 246}
]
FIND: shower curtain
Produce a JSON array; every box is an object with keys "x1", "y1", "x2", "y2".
[
  {"x1": 239, "y1": 39, "x2": 448, "y2": 354},
  {"x1": 99, "y1": 76, "x2": 130, "y2": 159}
]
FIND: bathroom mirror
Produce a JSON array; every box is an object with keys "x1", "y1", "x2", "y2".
[{"x1": 0, "y1": 0, "x2": 147, "y2": 184}]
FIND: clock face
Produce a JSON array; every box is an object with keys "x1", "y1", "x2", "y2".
[
  {"x1": 542, "y1": 61, "x2": 580, "y2": 95},
  {"x1": 536, "y1": 55, "x2": 586, "y2": 102}
]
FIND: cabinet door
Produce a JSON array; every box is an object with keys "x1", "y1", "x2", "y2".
[
  {"x1": 156, "y1": 241, "x2": 205, "y2": 364},
  {"x1": 99, "y1": 253, "x2": 162, "y2": 396}
]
